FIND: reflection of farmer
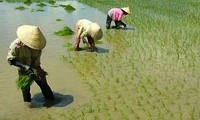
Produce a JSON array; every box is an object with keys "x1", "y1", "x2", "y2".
[
  {"x1": 7, "y1": 25, "x2": 54, "y2": 106},
  {"x1": 106, "y1": 7, "x2": 130, "y2": 29},
  {"x1": 74, "y1": 19, "x2": 103, "y2": 52}
]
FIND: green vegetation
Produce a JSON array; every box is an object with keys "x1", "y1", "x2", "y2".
[
  {"x1": 15, "y1": 6, "x2": 26, "y2": 10},
  {"x1": 24, "y1": 0, "x2": 32, "y2": 5},
  {"x1": 54, "y1": 26, "x2": 74, "y2": 36},
  {"x1": 56, "y1": 18, "x2": 62, "y2": 21},
  {"x1": 30, "y1": 8, "x2": 45, "y2": 12},
  {"x1": 48, "y1": 0, "x2": 55, "y2": 5},
  {"x1": 37, "y1": 2, "x2": 47, "y2": 7},
  {"x1": 94, "y1": 40, "x2": 103, "y2": 44},
  {"x1": 16, "y1": 75, "x2": 33, "y2": 90},
  {"x1": 35, "y1": 8, "x2": 44, "y2": 12},
  {"x1": 5, "y1": 0, "x2": 48, "y2": 3},
  {"x1": 63, "y1": 42, "x2": 74, "y2": 51},
  {"x1": 60, "y1": 4, "x2": 76, "y2": 12}
]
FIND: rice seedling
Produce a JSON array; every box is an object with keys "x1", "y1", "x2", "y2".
[
  {"x1": 54, "y1": 26, "x2": 74, "y2": 36},
  {"x1": 24, "y1": 0, "x2": 32, "y2": 5},
  {"x1": 63, "y1": 42, "x2": 74, "y2": 51},
  {"x1": 35, "y1": 8, "x2": 44, "y2": 12},
  {"x1": 94, "y1": 40, "x2": 103, "y2": 45},
  {"x1": 47, "y1": 113, "x2": 54, "y2": 120},
  {"x1": 16, "y1": 75, "x2": 33, "y2": 90},
  {"x1": 59, "y1": 4, "x2": 76, "y2": 12},
  {"x1": 15, "y1": 6, "x2": 26, "y2": 10},
  {"x1": 37, "y1": 2, "x2": 47, "y2": 7},
  {"x1": 56, "y1": 18, "x2": 62, "y2": 21},
  {"x1": 48, "y1": 0, "x2": 55, "y2": 5},
  {"x1": 120, "y1": 110, "x2": 129, "y2": 120}
]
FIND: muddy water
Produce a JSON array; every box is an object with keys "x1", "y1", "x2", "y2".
[{"x1": 0, "y1": 1, "x2": 106, "y2": 119}]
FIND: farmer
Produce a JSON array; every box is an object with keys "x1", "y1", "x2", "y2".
[
  {"x1": 74, "y1": 19, "x2": 103, "y2": 52},
  {"x1": 106, "y1": 7, "x2": 130, "y2": 29},
  {"x1": 7, "y1": 25, "x2": 54, "y2": 106}
]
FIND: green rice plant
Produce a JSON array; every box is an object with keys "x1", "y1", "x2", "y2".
[
  {"x1": 63, "y1": 42, "x2": 74, "y2": 51},
  {"x1": 48, "y1": 0, "x2": 55, "y2": 5},
  {"x1": 56, "y1": 18, "x2": 62, "y2": 21},
  {"x1": 37, "y1": 2, "x2": 47, "y2": 7},
  {"x1": 94, "y1": 40, "x2": 103, "y2": 44},
  {"x1": 54, "y1": 26, "x2": 74, "y2": 36},
  {"x1": 113, "y1": 101, "x2": 118, "y2": 111},
  {"x1": 16, "y1": 75, "x2": 33, "y2": 90},
  {"x1": 120, "y1": 110, "x2": 129, "y2": 120},
  {"x1": 178, "y1": 104, "x2": 183, "y2": 120},
  {"x1": 24, "y1": 0, "x2": 32, "y2": 5},
  {"x1": 94, "y1": 78, "x2": 100, "y2": 85},
  {"x1": 190, "y1": 106, "x2": 197, "y2": 120},
  {"x1": 15, "y1": 6, "x2": 26, "y2": 10},
  {"x1": 35, "y1": 9, "x2": 44, "y2": 12},
  {"x1": 147, "y1": 110, "x2": 152, "y2": 117},
  {"x1": 60, "y1": 4, "x2": 75, "y2": 12}
]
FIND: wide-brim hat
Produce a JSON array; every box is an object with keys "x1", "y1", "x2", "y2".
[
  {"x1": 89, "y1": 23, "x2": 103, "y2": 40},
  {"x1": 121, "y1": 7, "x2": 130, "y2": 14},
  {"x1": 17, "y1": 25, "x2": 46, "y2": 50}
]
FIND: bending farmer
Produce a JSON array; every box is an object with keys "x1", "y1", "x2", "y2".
[
  {"x1": 7, "y1": 25, "x2": 54, "y2": 105},
  {"x1": 106, "y1": 7, "x2": 130, "y2": 29},
  {"x1": 74, "y1": 19, "x2": 103, "y2": 52}
]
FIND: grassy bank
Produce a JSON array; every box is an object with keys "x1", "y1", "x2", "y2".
[{"x1": 61, "y1": 0, "x2": 200, "y2": 119}]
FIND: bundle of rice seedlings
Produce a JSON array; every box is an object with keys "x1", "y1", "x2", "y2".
[
  {"x1": 37, "y1": 3, "x2": 47, "y2": 7},
  {"x1": 54, "y1": 26, "x2": 74, "y2": 36},
  {"x1": 60, "y1": 4, "x2": 76, "y2": 12},
  {"x1": 24, "y1": 0, "x2": 32, "y2": 5},
  {"x1": 15, "y1": 6, "x2": 26, "y2": 11},
  {"x1": 16, "y1": 75, "x2": 34, "y2": 90}
]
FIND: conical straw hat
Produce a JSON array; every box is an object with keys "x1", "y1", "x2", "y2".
[
  {"x1": 121, "y1": 7, "x2": 130, "y2": 14},
  {"x1": 89, "y1": 23, "x2": 103, "y2": 40},
  {"x1": 17, "y1": 25, "x2": 46, "y2": 50}
]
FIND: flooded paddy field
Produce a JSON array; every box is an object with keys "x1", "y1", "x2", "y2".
[
  {"x1": 0, "y1": 0, "x2": 105, "y2": 119},
  {"x1": 1, "y1": 0, "x2": 200, "y2": 120}
]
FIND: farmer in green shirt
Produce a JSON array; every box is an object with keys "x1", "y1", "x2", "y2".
[{"x1": 7, "y1": 25, "x2": 54, "y2": 106}]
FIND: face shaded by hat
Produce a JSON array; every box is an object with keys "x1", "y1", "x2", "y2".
[
  {"x1": 121, "y1": 7, "x2": 131, "y2": 15},
  {"x1": 17, "y1": 25, "x2": 46, "y2": 50}
]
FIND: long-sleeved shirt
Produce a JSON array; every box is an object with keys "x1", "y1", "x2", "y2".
[
  {"x1": 7, "y1": 38, "x2": 41, "y2": 67},
  {"x1": 76, "y1": 19, "x2": 92, "y2": 38},
  {"x1": 108, "y1": 8, "x2": 124, "y2": 21}
]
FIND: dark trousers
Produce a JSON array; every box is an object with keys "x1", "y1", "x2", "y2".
[
  {"x1": 19, "y1": 70, "x2": 54, "y2": 102},
  {"x1": 106, "y1": 15, "x2": 125, "y2": 29},
  {"x1": 106, "y1": 15, "x2": 112, "y2": 29},
  {"x1": 87, "y1": 36, "x2": 95, "y2": 48},
  {"x1": 22, "y1": 79, "x2": 54, "y2": 102}
]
